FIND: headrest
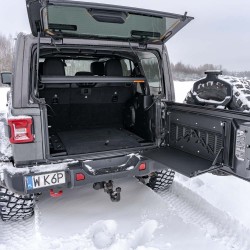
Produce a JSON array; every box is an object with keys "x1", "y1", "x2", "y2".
[
  {"x1": 91, "y1": 62, "x2": 104, "y2": 76},
  {"x1": 104, "y1": 59, "x2": 123, "y2": 77},
  {"x1": 75, "y1": 71, "x2": 93, "y2": 76},
  {"x1": 43, "y1": 58, "x2": 65, "y2": 76}
]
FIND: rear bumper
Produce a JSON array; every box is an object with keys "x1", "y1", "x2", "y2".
[{"x1": 3, "y1": 154, "x2": 158, "y2": 195}]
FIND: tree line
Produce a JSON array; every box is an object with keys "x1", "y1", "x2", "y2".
[
  {"x1": 0, "y1": 33, "x2": 14, "y2": 72},
  {"x1": 0, "y1": 32, "x2": 249, "y2": 81},
  {"x1": 171, "y1": 61, "x2": 250, "y2": 81}
]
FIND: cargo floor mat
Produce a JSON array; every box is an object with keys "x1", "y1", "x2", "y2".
[{"x1": 57, "y1": 128, "x2": 144, "y2": 155}]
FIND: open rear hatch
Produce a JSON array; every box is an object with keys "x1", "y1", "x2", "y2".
[{"x1": 26, "y1": 0, "x2": 193, "y2": 43}]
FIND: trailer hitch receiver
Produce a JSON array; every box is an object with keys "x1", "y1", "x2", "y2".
[{"x1": 93, "y1": 180, "x2": 121, "y2": 202}]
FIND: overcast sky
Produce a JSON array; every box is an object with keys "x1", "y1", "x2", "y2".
[{"x1": 0, "y1": 0, "x2": 250, "y2": 71}]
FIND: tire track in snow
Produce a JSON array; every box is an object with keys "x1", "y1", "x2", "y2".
[
  {"x1": 0, "y1": 217, "x2": 37, "y2": 250},
  {"x1": 159, "y1": 181, "x2": 250, "y2": 250},
  {"x1": 1, "y1": 178, "x2": 250, "y2": 250}
]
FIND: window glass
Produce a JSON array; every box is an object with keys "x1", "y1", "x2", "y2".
[
  {"x1": 121, "y1": 59, "x2": 134, "y2": 76},
  {"x1": 139, "y1": 52, "x2": 161, "y2": 95},
  {"x1": 44, "y1": 5, "x2": 181, "y2": 43},
  {"x1": 65, "y1": 60, "x2": 94, "y2": 76}
]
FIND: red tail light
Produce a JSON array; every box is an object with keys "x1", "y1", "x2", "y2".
[
  {"x1": 139, "y1": 162, "x2": 146, "y2": 171},
  {"x1": 76, "y1": 173, "x2": 85, "y2": 181},
  {"x1": 8, "y1": 116, "x2": 34, "y2": 144}
]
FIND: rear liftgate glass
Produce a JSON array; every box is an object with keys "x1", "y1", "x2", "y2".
[{"x1": 26, "y1": 0, "x2": 193, "y2": 43}]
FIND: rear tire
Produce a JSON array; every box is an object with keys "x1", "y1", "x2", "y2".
[
  {"x1": 0, "y1": 113, "x2": 11, "y2": 159},
  {"x1": 0, "y1": 186, "x2": 35, "y2": 222},
  {"x1": 147, "y1": 169, "x2": 175, "y2": 192}
]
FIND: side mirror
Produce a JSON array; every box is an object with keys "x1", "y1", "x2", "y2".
[{"x1": 0, "y1": 72, "x2": 12, "y2": 86}]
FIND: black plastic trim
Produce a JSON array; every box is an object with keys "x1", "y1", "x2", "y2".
[{"x1": 40, "y1": 76, "x2": 146, "y2": 84}]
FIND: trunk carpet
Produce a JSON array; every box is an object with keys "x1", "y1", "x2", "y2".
[{"x1": 57, "y1": 128, "x2": 143, "y2": 155}]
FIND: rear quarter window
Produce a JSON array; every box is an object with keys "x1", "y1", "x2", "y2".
[{"x1": 139, "y1": 53, "x2": 161, "y2": 95}]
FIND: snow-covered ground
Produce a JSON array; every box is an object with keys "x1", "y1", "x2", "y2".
[
  {"x1": 0, "y1": 87, "x2": 9, "y2": 112},
  {"x1": 173, "y1": 81, "x2": 194, "y2": 103},
  {"x1": 1, "y1": 82, "x2": 250, "y2": 250}
]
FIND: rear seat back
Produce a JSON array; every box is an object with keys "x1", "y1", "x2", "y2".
[
  {"x1": 91, "y1": 62, "x2": 104, "y2": 76},
  {"x1": 39, "y1": 58, "x2": 135, "y2": 130},
  {"x1": 40, "y1": 89, "x2": 135, "y2": 129},
  {"x1": 42, "y1": 84, "x2": 134, "y2": 130},
  {"x1": 105, "y1": 59, "x2": 123, "y2": 76},
  {"x1": 43, "y1": 58, "x2": 65, "y2": 76},
  {"x1": 70, "y1": 84, "x2": 134, "y2": 128}
]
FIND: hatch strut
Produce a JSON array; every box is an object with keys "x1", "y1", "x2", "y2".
[
  {"x1": 182, "y1": 12, "x2": 188, "y2": 21},
  {"x1": 36, "y1": 31, "x2": 41, "y2": 86}
]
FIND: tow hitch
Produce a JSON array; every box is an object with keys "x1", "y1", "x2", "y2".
[
  {"x1": 93, "y1": 180, "x2": 121, "y2": 202},
  {"x1": 50, "y1": 189, "x2": 63, "y2": 198}
]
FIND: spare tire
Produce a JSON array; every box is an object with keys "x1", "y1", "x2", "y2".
[
  {"x1": 185, "y1": 75, "x2": 250, "y2": 112},
  {"x1": 185, "y1": 74, "x2": 250, "y2": 176}
]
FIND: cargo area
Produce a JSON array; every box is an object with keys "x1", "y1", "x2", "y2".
[{"x1": 37, "y1": 50, "x2": 159, "y2": 156}]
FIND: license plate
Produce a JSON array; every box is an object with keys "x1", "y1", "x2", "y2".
[{"x1": 26, "y1": 171, "x2": 66, "y2": 190}]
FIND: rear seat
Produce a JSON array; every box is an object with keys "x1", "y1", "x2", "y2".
[
  {"x1": 43, "y1": 58, "x2": 66, "y2": 76},
  {"x1": 39, "y1": 59, "x2": 71, "y2": 130},
  {"x1": 91, "y1": 62, "x2": 104, "y2": 76},
  {"x1": 70, "y1": 59, "x2": 134, "y2": 128},
  {"x1": 104, "y1": 59, "x2": 123, "y2": 76},
  {"x1": 40, "y1": 59, "x2": 135, "y2": 130}
]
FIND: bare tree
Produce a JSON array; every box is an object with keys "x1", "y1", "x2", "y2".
[
  {"x1": 171, "y1": 61, "x2": 250, "y2": 81},
  {"x1": 0, "y1": 33, "x2": 14, "y2": 72}
]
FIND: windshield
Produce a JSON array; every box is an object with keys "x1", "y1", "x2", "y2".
[{"x1": 43, "y1": 5, "x2": 181, "y2": 42}]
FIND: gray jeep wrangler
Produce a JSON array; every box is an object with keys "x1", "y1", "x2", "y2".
[{"x1": 1, "y1": 0, "x2": 250, "y2": 222}]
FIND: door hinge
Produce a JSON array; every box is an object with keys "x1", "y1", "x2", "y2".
[
  {"x1": 51, "y1": 37, "x2": 63, "y2": 45},
  {"x1": 138, "y1": 42, "x2": 147, "y2": 50}
]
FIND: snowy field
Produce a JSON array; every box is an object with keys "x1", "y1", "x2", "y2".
[
  {"x1": 1, "y1": 82, "x2": 250, "y2": 250},
  {"x1": 0, "y1": 87, "x2": 9, "y2": 112}
]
